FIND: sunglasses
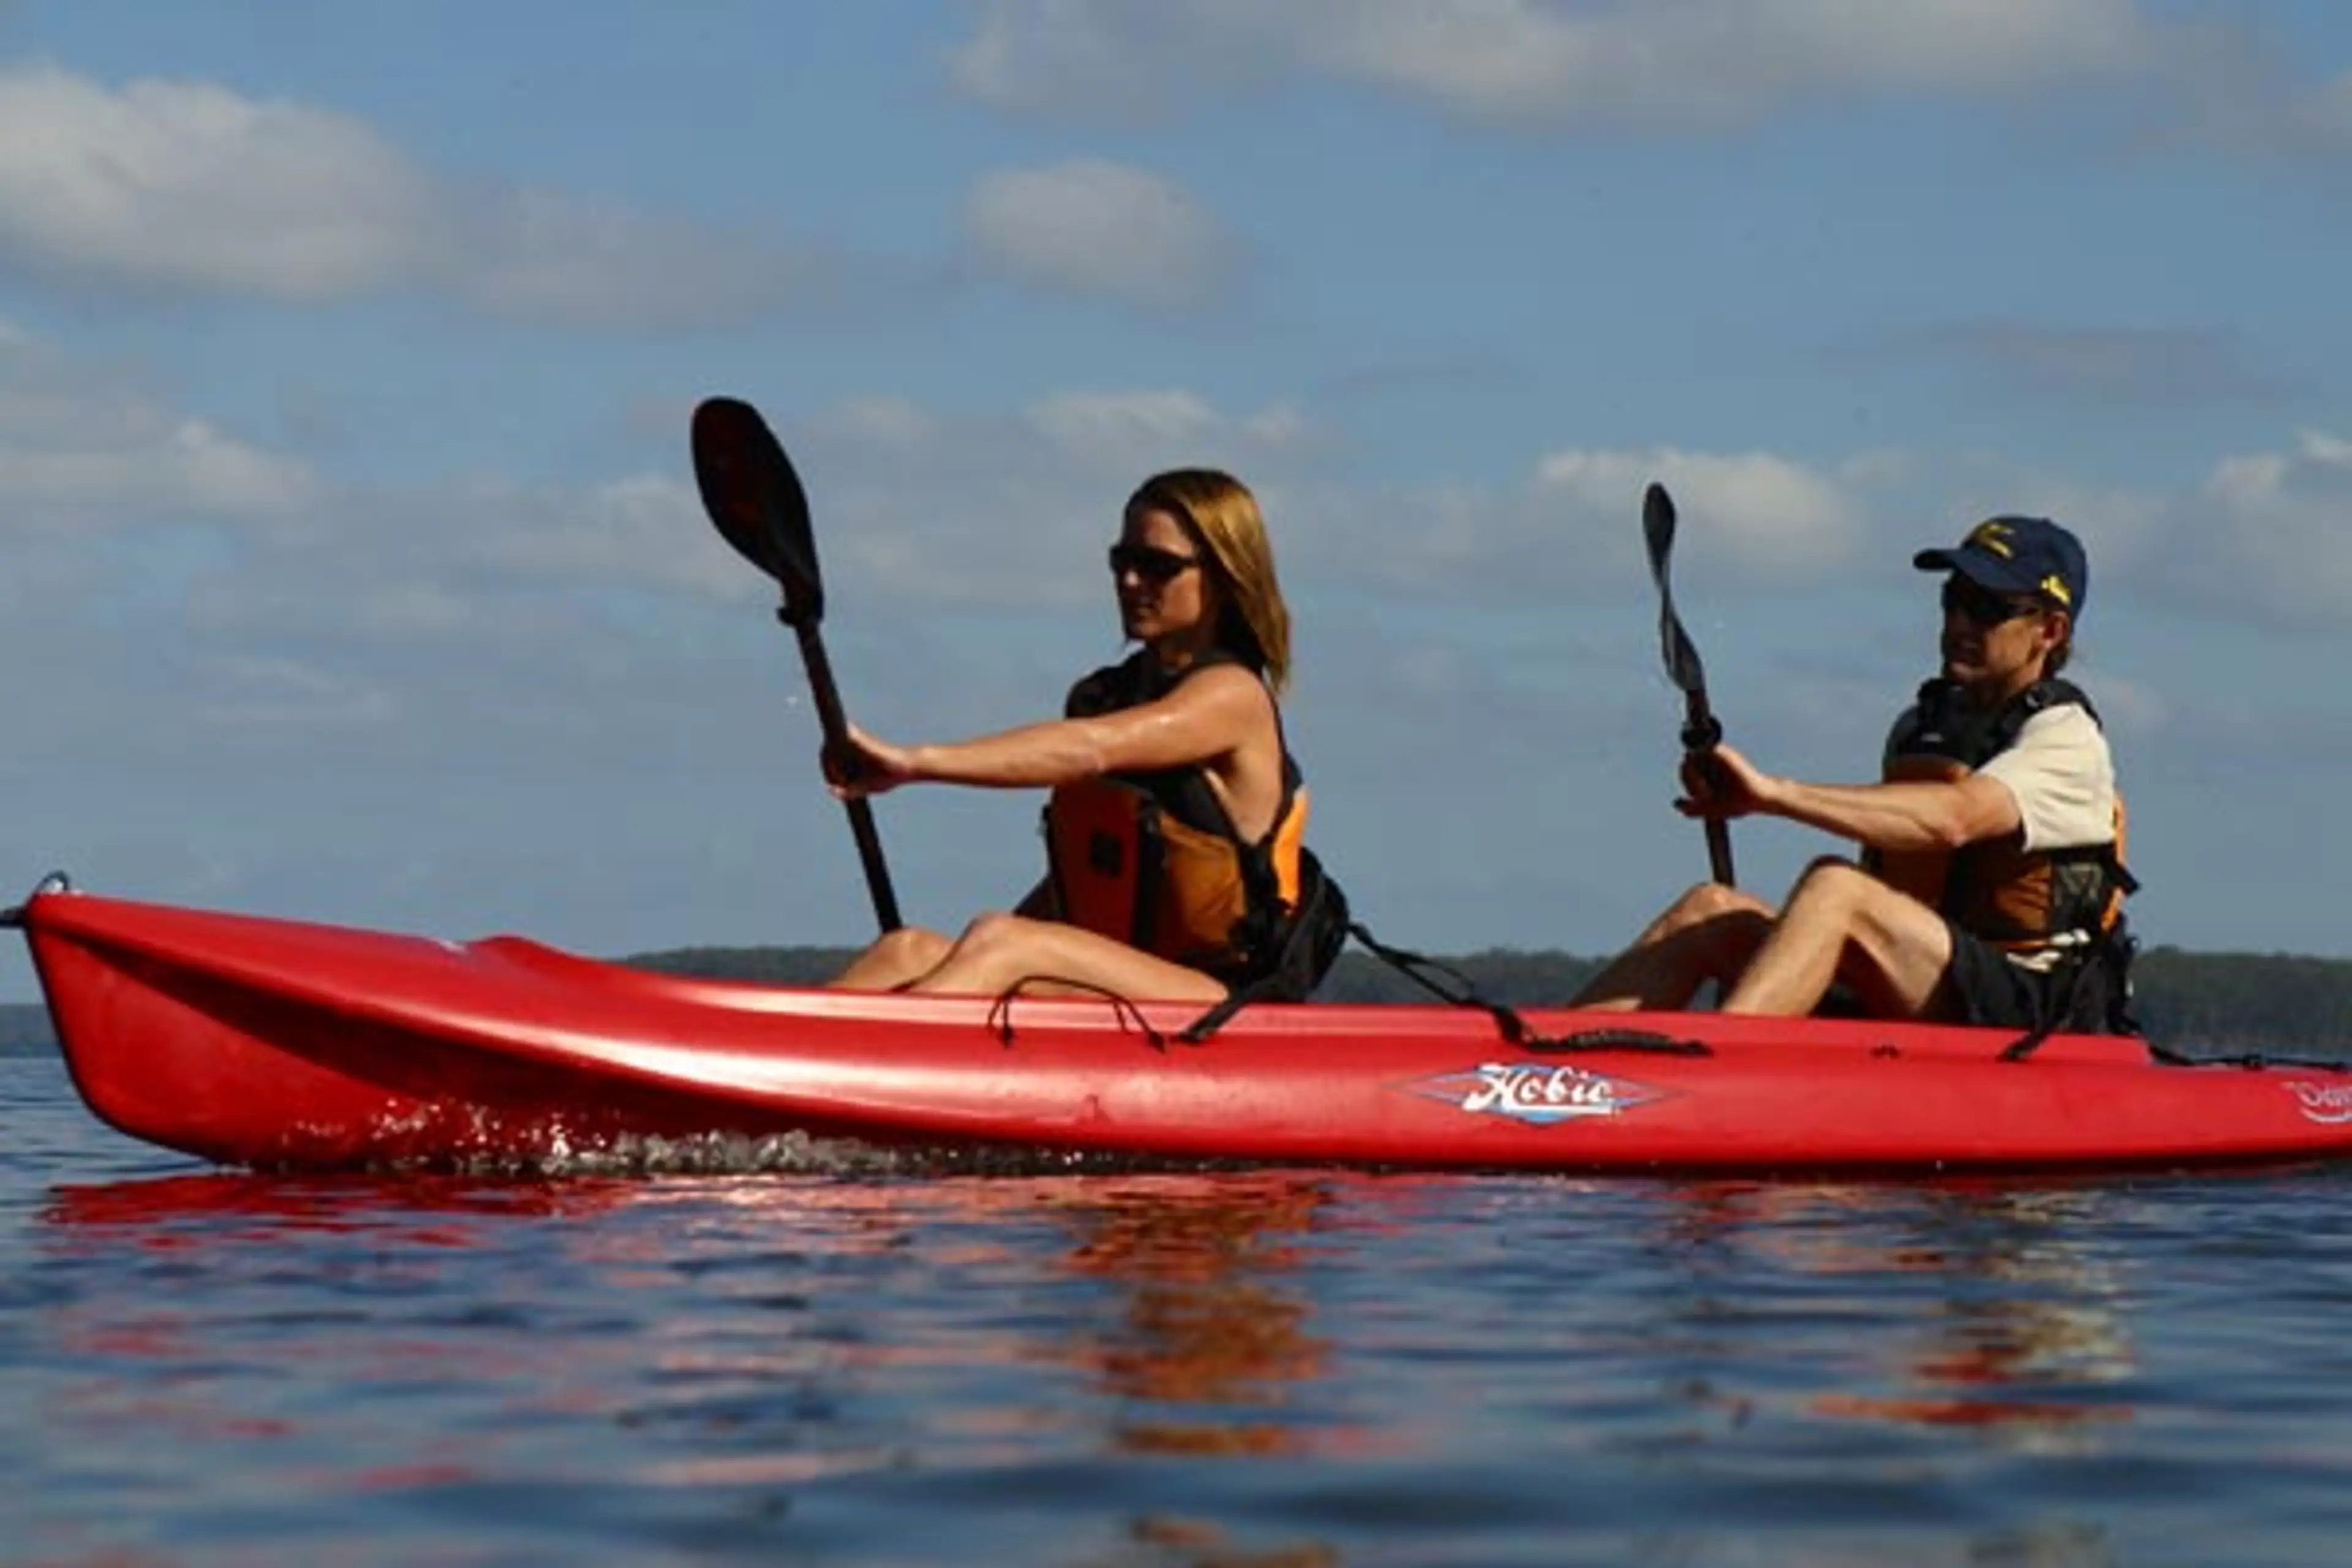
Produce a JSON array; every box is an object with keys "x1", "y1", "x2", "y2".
[
  {"x1": 1107, "y1": 543, "x2": 1204, "y2": 586},
  {"x1": 1940, "y1": 576, "x2": 2045, "y2": 627}
]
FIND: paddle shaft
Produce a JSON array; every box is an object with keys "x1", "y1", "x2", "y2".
[
  {"x1": 1681, "y1": 692, "x2": 1737, "y2": 888},
  {"x1": 784, "y1": 609, "x2": 902, "y2": 932}
]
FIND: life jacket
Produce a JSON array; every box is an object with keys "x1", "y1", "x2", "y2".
[
  {"x1": 1043, "y1": 651, "x2": 1310, "y2": 980},
  {"x1": 1865, "y1": 677, "x2": 2138, "y2": 952}
]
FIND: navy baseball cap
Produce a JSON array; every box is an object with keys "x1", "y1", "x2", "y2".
[{"x1": 1914, "y1": 515, "x2": 2087, "y2": 616}]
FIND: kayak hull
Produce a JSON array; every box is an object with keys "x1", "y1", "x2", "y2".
[{"x1": 19, "y1": 888, "x2": 2352, "y2": 1174}]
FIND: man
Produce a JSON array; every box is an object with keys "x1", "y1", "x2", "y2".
[{"x1": 1573, "y1": 514, "x2": 2136, "y2": 1034}]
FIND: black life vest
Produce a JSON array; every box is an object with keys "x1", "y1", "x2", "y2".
[
  {"x1": 1042, "y1": 651, "x2": 1310, "y2": 980},
  {"x1": 1866, "y1": 677, "x2": 2138, "y2": 951}
]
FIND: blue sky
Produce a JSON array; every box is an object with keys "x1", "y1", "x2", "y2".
[{"x1": 5, "y1": 1, "x2": 2352, "y2": 1000}]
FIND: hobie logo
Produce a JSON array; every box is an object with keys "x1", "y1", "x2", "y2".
[
  {"x1": 1410, "y1": 1061, "x2": 1667, "y2": 1125},
  {"x1": 2286, "y1": 1080, "x2": 2352, "y2": 1125}
]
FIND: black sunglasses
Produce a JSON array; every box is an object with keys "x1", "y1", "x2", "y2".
[
  {"x1": 1108, "y1": 543, "x2": 1204, "y2": 585},
  {"x1": 1940, "y1": 576, "x2": 2045, "y2": 627}
]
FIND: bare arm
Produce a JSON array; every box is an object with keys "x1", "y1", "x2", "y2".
[
  {"x1": 830, "y1": 665, "x2": 1272, "y2": 797},
  {"x1": 1685, "y1": 744, "x2": 2022, "y2": 852},
  {"x1": 1759, "y1": 775, "x2": 2021, "y2": 852}
]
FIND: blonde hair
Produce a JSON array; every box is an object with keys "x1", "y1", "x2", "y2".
[{"x1": 1127, "y1": 469, "x2": 1294, "y2": 695}]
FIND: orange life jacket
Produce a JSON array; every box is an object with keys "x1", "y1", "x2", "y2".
[
  {"x1": 1865, "y1": 678, "x2": 2136, "y2": 951},
  {"x1": 1044, "y1": 652, "x2": 1308, "y2": 978}
]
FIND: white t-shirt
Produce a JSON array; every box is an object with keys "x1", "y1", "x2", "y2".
[{"x1": 1882, "y1": 701, "x2": 2117, "y2": 853}]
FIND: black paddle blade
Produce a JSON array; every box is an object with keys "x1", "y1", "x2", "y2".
[
  {"x1": 690, "y1": 396, "x2": 823, "y2": 620},
  {"x1": 1642, "y1": 483, "x2": 1708, "y2": 696},
  {"x1": 1641, "y1": 480, "x2": 1676, "y2": 568}
]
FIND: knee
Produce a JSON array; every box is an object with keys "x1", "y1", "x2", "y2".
[
  {"x1": 1681, "y1": 881, "x2": 1744, "y2": 921},
  {"x1": 1787, "y1": 858, "x2": 1872, "y2": 912},
  {"x1": 866, "y1": 925, "x2": 952, "y2": 972},
  {"x1": 951, "y1": 910, "x2": 1028, "y2": 956},
  {"x1": 830, "y1": 924, "x2": 952, "y2": 990},
  {"x1": 1658, "y1": 881, "x2": 1764, "y2": 932}
]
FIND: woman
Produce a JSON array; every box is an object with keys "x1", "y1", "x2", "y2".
[{"x1": 824, "y1": 468, "x2": 1313, "y2": 1001}]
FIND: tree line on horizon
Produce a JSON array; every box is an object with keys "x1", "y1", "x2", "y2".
[{"x1": 4, "y1": 943, "x2": 2346, "y2": 1056}]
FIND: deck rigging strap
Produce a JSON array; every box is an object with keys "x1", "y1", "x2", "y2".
[
  {"x1": 1226, "y1": 920, "x2": 1714, "y2": 1057},
  {"x1": 988, "y1": 975, "x2": 1169, "y2": 1053}
]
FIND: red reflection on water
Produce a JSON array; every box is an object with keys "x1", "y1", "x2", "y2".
[
  {"x1": 1054, "y1": 1176, "x2": 1336, "y2": 1457},
  {"x1": 1811, "y1": 1393, "x2": 2128, "y2": 1428},
  {"x1": 1659, "y1": 1180, "x2": 2139, "y2": 1442},
  {"x1": 43, "y1": 1169, "x2": 628, "y2": 1243},
  {"x1": 580, "y1": 1170, "x2": 1397, "y2": 1463}
]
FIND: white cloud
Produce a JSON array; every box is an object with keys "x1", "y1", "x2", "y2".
[
  {"x1": 1539, "y1": 445, "x2": 1863, "y2": 574},
  {"x1": 755, "y1": 399, "x2": 1875, "y2": 609},
  {"x1": 0, "y1": 62, "x2": 823, "y2": 325},
  {"x1": 0, "y1": 334, "x2": 319, "y2": 529},
  {"x1": 1025, "y1": 388, "x2": 1223, "y2": 458},
  {"x1": 2296, "y1": 430, "x2": 2352, "y2": 467},
  {"x1": 963, "y1": 159, "x2": 1232, "y2": 307},
  {"x1": 1363, "y1": 428, "x2": 2352, "y2": 625},
  {"x1": 462, "y1": 473, "x2": 756, "y2": 602},
  {"x1": 949, "y1": 0, "x2": 2184, "y2": 129},
  {"x1": 13, "y1": 310, "x2": 2348, "y2": 682},
  {"x1": 0, "y1": 418, "x2": 315, "y2": 522},
  {"x1": 948, "y1": 0, "x2": 1265, "y2": 124},
  {"x1": 194, "y1": 654, "x2": 398, "y2": 729},
  {"x1": 758, "y1": 387, "x2": 1312, "y2": 609},
  {"x1": 0, "y1": 61, "x2": 434, "y2": 297},
  {"x1": 1244, "y1": 403, "x2": 1308, "y2": 448},
  {"x1": 818, "y1": 397, "x2": 937, "y2": 448},
  {"x1": 2188, "y1": 429, "x2": 2352, "y2": 622}
]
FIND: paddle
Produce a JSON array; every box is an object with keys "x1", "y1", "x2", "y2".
[
  {"x1": 690, "y1": 396, "x2": 903, "y2": 933},
  {"x1": 1642, "y1": 481, "x2": 1736, "y2": 888}
]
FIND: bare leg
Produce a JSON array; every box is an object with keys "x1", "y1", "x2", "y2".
[
  {"x1": 1721, "y1": 859, "x2": 1956, "y2": 1018},
  {"x1": 907, "y1": 912, "x2": 1227, "y2": 1002},
  {"x1": 1571, "y1": 883, "x2": 1776, "y2": 1011},
  {"x1": 827, "y1": 925, "x2": 954, "y2": 990}
]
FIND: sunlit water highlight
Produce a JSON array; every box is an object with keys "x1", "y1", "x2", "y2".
[{"x1": 10, "y1": 1052, "x2": 2352, "y2": 1566}]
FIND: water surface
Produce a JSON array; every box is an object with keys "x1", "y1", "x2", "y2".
[{"x1": 8, "y1": 1052, "x2": 2352, "y2": 1565}]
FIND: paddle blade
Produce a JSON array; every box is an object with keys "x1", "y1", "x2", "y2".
[
  {"x1": 1642, "y1": 483, "x2": 1708, "y2": 695},
  {"x1": 1659, "y1": 599, "x2": 1709, "y2": 696},
  {"x1": 690, "y1": 396, "x2": 823, "y2": 620},
  {"x1": 1641, "y1": 481, "x2": 1676, "y2": 572}
]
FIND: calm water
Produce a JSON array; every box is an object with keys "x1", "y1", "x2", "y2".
[{"x1": 10, "y1": 1052, "x2": 2352, "y2": 1565}]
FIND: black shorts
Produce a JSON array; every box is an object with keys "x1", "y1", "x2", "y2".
[{"x1": 1941, "y1": 921, "x2": 2124, "y2": 1035}]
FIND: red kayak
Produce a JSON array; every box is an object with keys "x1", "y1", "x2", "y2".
[{"x1": 13, "y1": 882, "x2": 2352, "y2": 1174}]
